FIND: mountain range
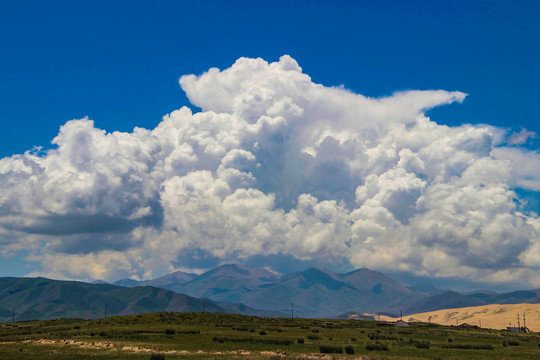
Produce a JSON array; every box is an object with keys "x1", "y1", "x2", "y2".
[
  {"x1": 114, "y1": 264, "x2": 540, "y2": 318},
  {"x1": 1, "y1": 264, "x2": 539, "y2": 322},
  {"x1": 0, "y1": 276, "x2": 282, "y2": 322}
]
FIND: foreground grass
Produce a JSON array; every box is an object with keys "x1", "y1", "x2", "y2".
[{"x1": 0, "y1": 312, "x2": 539, "y2": 359}]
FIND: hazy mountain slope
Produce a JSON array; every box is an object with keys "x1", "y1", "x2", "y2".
[
  {"x1": 0, "y1": 277, "x2": 281, "y2": 322},
  {"x1": 239, "y1": 267, "x2": 423, "y2": 317},
  {"x1": 467, "y1": 289, "x2": 540, "y2": 305},
  {"x1": 113, "y1": 270, "x2": 196, "y2": 290},
  {"x1": 113, "y1": 278, "x2": 140, "y2": 287},
  {"x1": 407, "y1": 284, "x2": 448, "y2": 297},
  {"x1": 128, "y1": 265, "x2": 424, "y2": 317},
  {"x1": 404, "y1": 291, "x2": 485, "y2": 315},
  {"x1": 174, "y1": 264, "x2": 281, "y2": 303}
]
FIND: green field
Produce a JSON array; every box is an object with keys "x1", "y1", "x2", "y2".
[{"x1": 1, "y1": 312, "x2": 539, "y2": 359}]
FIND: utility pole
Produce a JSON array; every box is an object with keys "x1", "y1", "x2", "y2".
[
  {"x1": 523, "y1": 313, "x2": 526, "y2": 331},
  {"x1": 291, "y1": 302, "x2": 294, "y2": 320},
  {"x1": 12, "y1": 308, "x2": 15, "y2": 323},
  {"x1": 479, "y1": 319, "x2": 481, "y2": 328},
  {"x1": 400, "y1": 309, "x2": 402, "y2": 321},
  {"x1": 428, "y1": 316, "x2": 432, "y2": 323},
  {"x1": 517, "y1": 314, "x2": 520, "y2": 330},
  {"x1": 104, "y1": 304, "x2": 107, "y2": 319}
]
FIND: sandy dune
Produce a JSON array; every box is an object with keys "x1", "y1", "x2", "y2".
[{"x1": 381, "y1": 303, "x2": 540, "y2": 332}]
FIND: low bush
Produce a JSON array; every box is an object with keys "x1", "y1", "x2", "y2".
[
  {"x1": 442, "y1": 344, "x2": 494, "y2": 350},
  {"x1": 212, "y1": 336, "x2": 292, "y2": 345},
  {"x1": 307, "y1": 335, "x2": 321, "y2": 340},
  {"x1": 319, "y1": 344, "x2": 343, "y2": 354},
  {"x1": 345, "y1": 345, "x2": 354, "y2": 354},
  {"x1": 259, "y1": 330, "x2": 267, "y2": 335},
  {"x1": 297, "y1": 338, "x2": 304, "y2": 344},
  {"x1": 369, "y1": 332, "x2": 398, "y2": 341},
  {"x1": 365, "y1": 342, "x2": 389, "y2": 351},
  {"x1": 164, "y1": 329, "x2": 176, "y2": 335},
  {"x1": 233, "y1": 326, "x2": 250, "y2": 331},
  {"x1": 413, "y1": 340, "x2": 430, "y2": 349},
  {"x1": 150, "y1": 354, "x2": 165, "y2": 360},
  {"x1": 178, "y1": 330, "x2": 200, "y2": 335}
]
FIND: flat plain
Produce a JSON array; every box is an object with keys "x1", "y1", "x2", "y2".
[{"x1": 1, "y1": 312, "x2": 539, "y2": 359}]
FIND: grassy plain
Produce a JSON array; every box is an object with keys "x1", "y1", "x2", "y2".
[{"x1": 0, "y1": 312, "x2": 539, "y2": 359}]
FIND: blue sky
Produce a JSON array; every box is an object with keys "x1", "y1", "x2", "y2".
[
  {"x1": 2, "y1": 0, "x2": 539, "y2": 156},
  {"x1": 1, "y1": 1, "x2": 540, "y2": 290}
]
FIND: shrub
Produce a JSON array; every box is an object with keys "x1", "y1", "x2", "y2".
[
  {"x1": 365, "y1": 342, "x2": 389, "y2": 351},
  {"x1": 414, "y1": 340, "x2": 430, "y2": 349},
  {"x1": 312, "y1": 329, "x2": 319, "y2": 333},
  {"x1": 98, "y1": 331, "x2": 107, "y2": 337},
  {"x1": 307, "y1": 335, "x2": 321, "y2": 340},
  {"x1": 211, "y1": 336, "x2": 292, "y2": 346},
  {"x1": 297, "y1": 338, "x2": 304, "y2": 344},
  {"x1": 448, "y1": 337, "x2": 453, "y2": 342},
  {"x1": 442, "y1": 344, "x2": 493, "y2": 350},
  {"x1": 164, "y1": 329, "x2": 176, "y2": 335},
  {"x1": 369, "y1": 332, "x2": 398, "y2": 341},
  {"x1": 507, "y1": 340, "x2": 520, "y2": 346},
  {"x1": 150, "y1": 354, "x2": 165, "y2": 360},
  {"x1": 259, "y1": 330, "x2": 267, "y2": 335},
  {"x1": 319, "y1": 344, "x2": 343, "y2": 354},
  {"x1": 345, "y1": 345, "x2": 354, "y2": 354},
  {"x1": 350, "y1": 337, "x2": 357, "y2": 341}
]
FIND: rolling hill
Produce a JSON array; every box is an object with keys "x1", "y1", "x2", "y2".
[{"x1": 0, "y1": 277, "x2": 283, "y2": 322}]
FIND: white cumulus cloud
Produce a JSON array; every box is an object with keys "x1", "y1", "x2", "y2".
[{"x1": 0, "y1": 55, "x2": 539, "y2": 287}]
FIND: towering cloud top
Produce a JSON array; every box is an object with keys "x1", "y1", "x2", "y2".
[{"x1": 0, "y1": 56, "x2": 538, "y2": 287}]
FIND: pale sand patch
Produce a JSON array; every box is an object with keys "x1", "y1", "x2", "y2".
[
  {"x1": 381, "y1": 303, "x2": 540, "y2": 331},
  {"x1": 22, "y1": 339, "x2": 357, "y2": 359}
]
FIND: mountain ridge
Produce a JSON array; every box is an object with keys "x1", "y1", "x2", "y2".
[{"x1": 0, "y1": 276, "x2": 284, "y2": 322}]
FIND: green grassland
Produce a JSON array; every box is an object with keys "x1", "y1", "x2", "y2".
[{"x1": 1, "y1": 312, "x2": 539, "y2": 359}]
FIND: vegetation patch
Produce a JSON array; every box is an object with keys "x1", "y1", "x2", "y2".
[
  {"x1": 442, "y1": 343, "x2": 494, "y2": 350},
  {"x1": 365, "y1": 342, "x2": 389, "y2": 351},
  {"x1": 319, "y1": 344, "x2": 343, "y2": 353},
  {"x1": 212, "y1": 336, "x2": 293, "y2": 345}
]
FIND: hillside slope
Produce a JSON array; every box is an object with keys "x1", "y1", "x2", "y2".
[{"x1": 0, "y1": 277, "x2": 282, "y2": 322}]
